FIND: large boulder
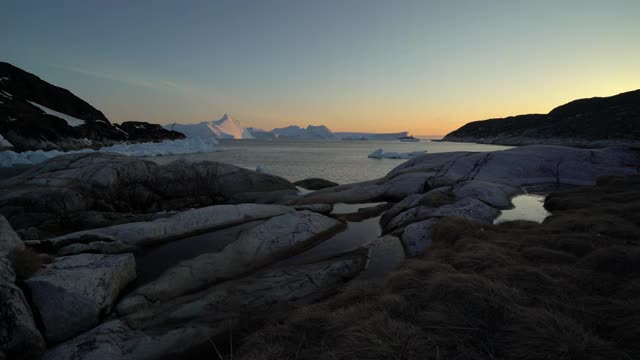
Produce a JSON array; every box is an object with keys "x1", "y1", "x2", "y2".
[
  {"x1": 49, "y1": 203, "x2": 294, "y2": 249},
  {"x1": 44, "y1": 249, "x2": 370, "y2": 360},
  {"x1": 0, "y1": 257, "x2": 45, "y2": 359},
  {"x1": 25, "y1": 253, "x2": 136, "y2": 342},
  {"x1": 400, "y1": 218, "x2": 439, "y2": 257},
  {"x1": 0, "y1": 153, "x2": 297, "y2": 237},
  {"x1": 118, "y1": 210, "x2": 345, "y2": 314}
]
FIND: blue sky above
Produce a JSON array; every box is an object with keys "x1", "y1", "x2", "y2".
[{"x1": 2, "y1": 0, "x2": 639, "y2": 134}]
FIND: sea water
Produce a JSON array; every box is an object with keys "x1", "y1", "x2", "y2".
[{"x1": 147, "y1": 139, "x2": 511, "y2": 184}]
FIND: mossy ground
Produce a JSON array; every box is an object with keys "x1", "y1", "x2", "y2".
[{"x1": 234, "y1": 175, "x2": 640, "y2": 360}]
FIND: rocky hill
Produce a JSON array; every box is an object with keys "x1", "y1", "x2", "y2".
[
  {"x1": 443, "y1": 89, "x2": 640, "y2": 147},
  {"x1": 0, "y1": 62, "x2": 184, "y2": 151}
]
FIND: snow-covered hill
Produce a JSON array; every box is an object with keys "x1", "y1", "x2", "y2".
[{"x1": 165, "y1": 114, "x2": 254, "y2": 140}]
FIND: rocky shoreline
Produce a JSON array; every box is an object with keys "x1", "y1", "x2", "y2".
[{"x1": 1, "y1": 145, "x2": 639, "y2": 359}]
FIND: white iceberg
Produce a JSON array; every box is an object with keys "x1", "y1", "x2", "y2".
[
  {"x1": 0, "y1": 138, "x2": 220, "y2": 167},
  {"x1": 368, "y1": 148, "x2": 426, "y2": 159},
  {"x1": 165, "y1": 114, "x2": 254, "y2": 140}
]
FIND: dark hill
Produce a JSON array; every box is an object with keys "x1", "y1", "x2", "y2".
[
  {"x1": 443, "y1": 89, "x2": 640, "y2": 147},
  {"x1": 0, "y1": 62, "x2": 184, "y2": 151}
]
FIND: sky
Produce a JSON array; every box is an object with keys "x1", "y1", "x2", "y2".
[{"x1": 1, "y1": 0, "x2": 639, "y2": 135}]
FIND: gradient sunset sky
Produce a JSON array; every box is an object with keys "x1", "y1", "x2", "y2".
[{"x1": 2, "y1": 0, "x2": 639, "y2": 135}]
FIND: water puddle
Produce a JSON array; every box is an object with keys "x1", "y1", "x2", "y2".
[
  {"x1": 134, "y1": 221, "x2": 262, "y2": 285},
  {"x1": 494, "y1": 194, "x2": 550, "y2": 224},
  {"x1": 277, "y1": 202, "x2": 405, "y2": 279},
  {"x1": 332, "y1": 202, "x2": 385, "y2": 215}
]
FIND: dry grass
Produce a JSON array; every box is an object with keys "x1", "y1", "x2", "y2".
[{"x1": 232, "y1": 175, "x2": 640, "y2": 360}]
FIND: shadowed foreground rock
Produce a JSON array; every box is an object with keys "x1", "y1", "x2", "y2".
[
  {"x1": 43, "y1": 249, "x2": 370, "y2": 360},
  {"x1": 0, "y1": 152, "x2": 297, "y2": 237}
]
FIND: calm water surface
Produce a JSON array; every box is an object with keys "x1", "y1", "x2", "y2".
[{"x1": 148, "y1": 140, "x2": 511, "y2": 184}]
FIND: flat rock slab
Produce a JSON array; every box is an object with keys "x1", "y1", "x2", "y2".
[
  {"x1": 49, "y1": 203, "x2": 293, "y2": 249},
  {"x1": 389, "y1": 146, "x2": 640, "y2": 188},
  {"x1": 25, "y1": 253, "x2": 136, "y2": 343},
  {"x1": 118, "y1": 210, "x2": 345, "y2": 315},
  {"x1": 0, "y1": 258, "x2": 45, "y2": 359}
]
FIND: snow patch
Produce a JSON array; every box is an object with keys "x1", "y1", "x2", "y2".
[
  {"x1": 0, "y1": 90, "x2": 12, "y2": 99},
  {"x1": 0, "y1": 138, "x2": 220, "y2": 167},
  {"x1": 27, "y1": 101, "x2": 86, "y2": 127},
  {"x1": 368, "y1": 148, "x2": 426, "y2": 159},
  {"x1": 0, "y1": 134, "x2": 13, "y2": 148}
]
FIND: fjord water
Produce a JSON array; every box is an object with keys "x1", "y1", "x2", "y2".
[{"x1": 149, "y1": 139, "x2": 511, "y2": 184}]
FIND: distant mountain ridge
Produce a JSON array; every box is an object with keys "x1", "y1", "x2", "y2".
[
  {"x1": 0, "y1": 62, "x2": 184, "y2": 151},
  {"x1": 443, "y1": 89, "x2": 640, "y2": 147}
]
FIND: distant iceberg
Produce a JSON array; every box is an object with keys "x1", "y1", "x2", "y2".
[
  {"x1": 368, "y1": 148, "x2": 426, "y2": 159},
  {"x1": 0, "y1": 138, "x2": 220, "y2": 167},
  {"x1": 271, "y1": 125, "x2": 334, "y2": 140},
  {"x1": 336, "y1": 132, "x2": 409, "y2": 140},
  {"x1": 165, "y1": 114, "x2": 254, "y2": 140}
]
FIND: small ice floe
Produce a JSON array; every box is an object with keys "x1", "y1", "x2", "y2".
[
  {"x1": 255, "y1": 164, "x2": 270, "y2": 174},
  {"x1": 368, "y1": 148, "x2": 426, "y2": 159}
]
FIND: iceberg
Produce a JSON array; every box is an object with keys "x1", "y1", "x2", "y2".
[
  {"x1": 368, "y1": 148, "x2": 426, "y2": 159},
  {"x1": 165, "y1": 114, "x2": 254, "y2": 140},
  {"x1": 0, "y1": 138, "x2": 220, "y2": 167}
]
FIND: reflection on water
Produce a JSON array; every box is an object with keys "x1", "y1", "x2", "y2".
[
  {"x1": 277, "y1": 216, "x2": 382, "y2": 266},
  {"x1": 332, "y1": 202, "x2": 385, "y2": 214},
  {"x1": 494, "y1": 194, "x2": 550, "y2": 224}
]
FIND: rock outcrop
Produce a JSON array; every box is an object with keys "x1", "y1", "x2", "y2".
[
  {"x1": 43, "y1": 249, "x2": 369, "y2": 360},
  {"x1": 0, "y1": 153, "x2": 297, "y2": 237},
  {"x1": 0, "y1": 62, "x2": 184, "y2": 151},
  {"x1": 443, "y1": 89, "x2": 640, "y2": 147},
  {"x1": 25, "y1": 253, "x2": 136, "y2": 343}
]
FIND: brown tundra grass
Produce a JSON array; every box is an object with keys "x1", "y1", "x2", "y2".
[{"x1": 232, "y1": 175, "x2": 640, "y2": 360}]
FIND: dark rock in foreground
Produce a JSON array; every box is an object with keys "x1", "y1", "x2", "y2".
[
  {"x1": 443, "y1": 89, "x2": 640, "y2": 147},
  {"x1": 0, "y1": 152, "x2": 298, "y2": 237}
]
